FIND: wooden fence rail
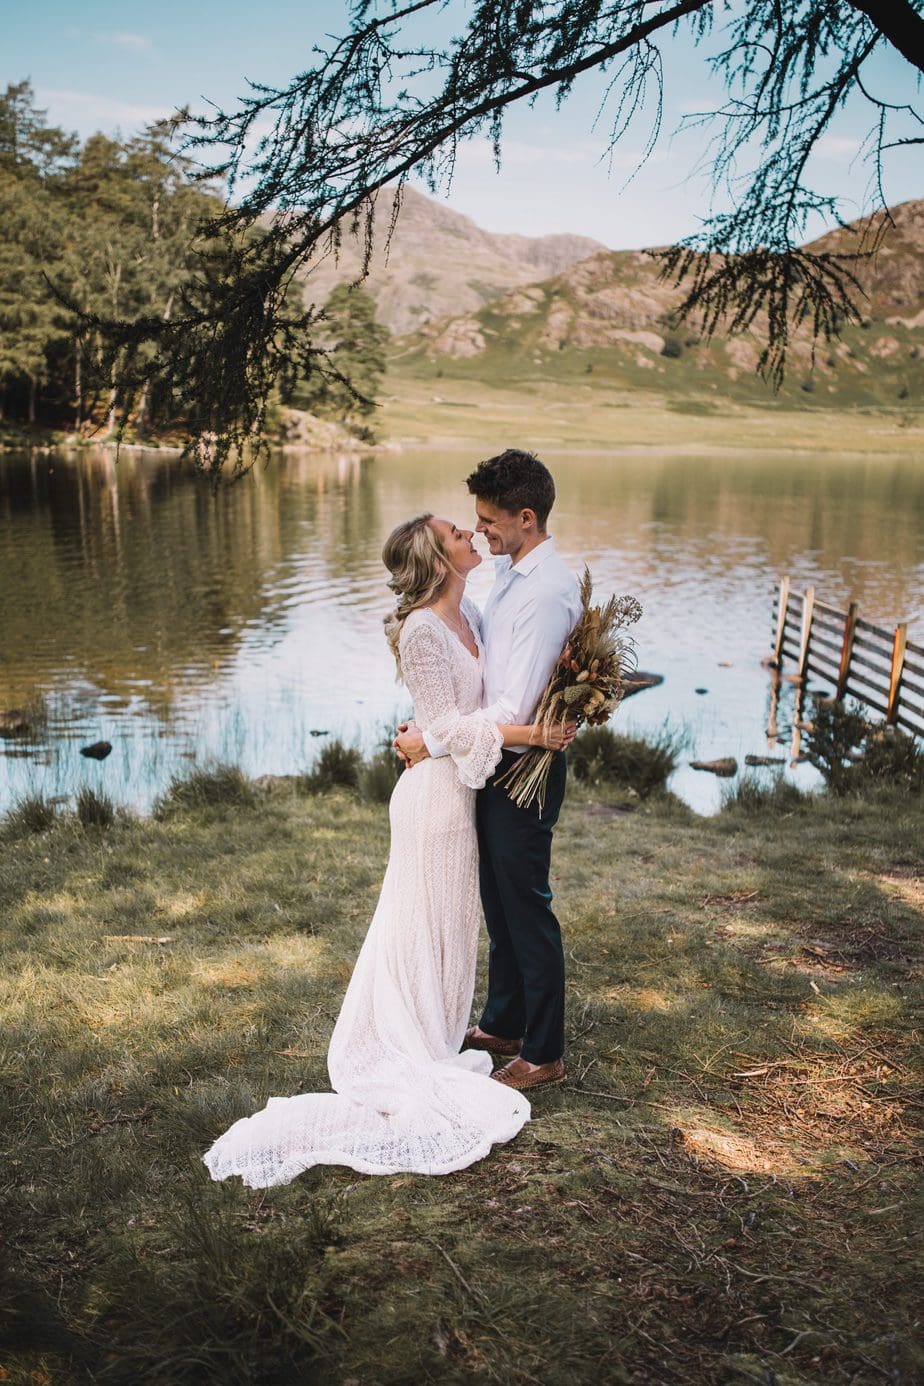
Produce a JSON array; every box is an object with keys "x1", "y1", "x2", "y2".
[{"x1": 771, "y1": 578, "x2": 924, "y2": 739}]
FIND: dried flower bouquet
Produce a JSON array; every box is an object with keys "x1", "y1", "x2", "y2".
[{"x1": 498, "y1": 568, "x2": 642, "y2": 810}]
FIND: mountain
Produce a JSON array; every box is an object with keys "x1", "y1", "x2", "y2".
[
  {"x1": 297, "y1": 187, "x2": 605, "y2": 335},
  {"x1": 395, "y1": 200, "x2": 924, "y2": 406},
  {"x1": 807, "y1": 200, "x2": 924, "y2": 325}
]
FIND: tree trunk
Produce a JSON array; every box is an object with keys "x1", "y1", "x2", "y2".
[
  {"x1": 847, "y1": 0, "x2": 924, "y2": 76},
  {"x1": 105, "y1": 256, "x2": 123, "y2": 435},
  {"x1": 137, "y1": 288, "x2": 175, "y2": 431},
  {"x1": 107, "y1": 353, "x2": 120, "y2": 436},
  {"x1": 74, "y1": 337, "x2": 83, "y2": 430},
  {"x1": 28, "y1": 376, "x2": 36, "y2": 425}
]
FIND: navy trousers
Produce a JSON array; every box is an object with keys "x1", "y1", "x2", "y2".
[{"x1": 476, "y1": 749, "x2": 567, "y2": 1064}]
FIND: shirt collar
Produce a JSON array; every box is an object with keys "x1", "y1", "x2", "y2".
[{"x1": 509, "y1": 535, "x2": 556, "y2": 578}]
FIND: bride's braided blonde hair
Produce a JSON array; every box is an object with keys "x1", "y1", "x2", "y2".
[{"x1": 382, "y1": 514, "x2": 453, "y2": 677}]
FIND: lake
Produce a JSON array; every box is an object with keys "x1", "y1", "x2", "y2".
[{"x1": 1, "y1": 443, "x2": 922, "y2": 815}]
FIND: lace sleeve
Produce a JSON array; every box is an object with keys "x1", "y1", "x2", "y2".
[{"x1": 399, "y1": 618, "x2": 503, "y2": 790}]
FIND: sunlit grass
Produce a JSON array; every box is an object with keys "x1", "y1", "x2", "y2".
[
  {"x1": 1, "y1": 768, "x2": 921, "y2": 1383},
  {"x1": 381, "y1": 361, "x2": 924, "y2": 457}
]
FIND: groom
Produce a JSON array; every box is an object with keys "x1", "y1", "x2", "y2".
[{"x1": 396, "y1": 449, "x2": 581, "y2": 1092}]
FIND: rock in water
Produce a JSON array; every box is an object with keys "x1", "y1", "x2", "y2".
[
  {"x1": 690, "y1": 757, "x2": 738, "y2": 777},
  {"x1": 620, "y1": 672, "x2": 664, "y2": 700},
  {"x1": 745, "y1": 754, "x2": 785, "y2": 767},
  {"x1": 0, "y1": 709, "x2": 29, "y2": 737},
  {"x1": 80, "y1": 741, "x2": 112, "y2": 760}
]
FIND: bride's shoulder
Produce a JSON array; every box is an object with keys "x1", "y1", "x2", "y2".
[{"x1": 399, "y1": 606, "x2": 441, "y2": 646}]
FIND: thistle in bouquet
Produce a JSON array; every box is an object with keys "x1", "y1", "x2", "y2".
[{"x1": 498, "y1": 568, "x2": 642, "y2": 810}]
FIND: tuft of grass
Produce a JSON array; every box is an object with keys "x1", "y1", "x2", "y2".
[
  {"x1": 154, "y1": 762, "x2": 258, "y2": 818},
  {"x1": 298, "y1": 737, "x2": 363, "y2": 794},
  {"x1": 75, "y1": 784, "x2": 116, "y2": 829},
  {"x1": 2, "y1": 791, "x2": 57, "y2": 837},
  {"x1": 568, "y1": 724, "x2": 682, "y2": 798},
  {"x1": 720, "y1": 772, "x2": 806, "y2": 815},
  {"x1": 88, "y1": 1178, "x2": 348, "y2": 1379},
  {"x1": 358, "y1": 745, "x2": 403, "y2": 803}
]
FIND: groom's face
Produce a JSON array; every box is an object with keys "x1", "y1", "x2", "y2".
[{"x1": 473, "y1": 499, "x2": 528, "y2": 557}]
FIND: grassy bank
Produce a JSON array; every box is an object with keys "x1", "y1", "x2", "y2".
[
  {"x1": 381, "y1": 361, "x2": 924, "y2": 458},
  {"x1": 5, "y1": 370, "x2": 921, "y2": 464},
  {"x1": 1, "y1": 772, "x2": 921, "y2": 1384}
]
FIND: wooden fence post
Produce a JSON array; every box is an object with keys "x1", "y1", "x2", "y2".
[
  {"x1": 773, "y1": 576, "x2": 790, "y2": 666},
  {"x1": 790, "y1": 677, "x2": 810, "y2": 765},
  {"x1": 770, "y1": 582, "x2": 921, "y2": 735},
  {"x1": 887, "y1": 624, "x2": 908, "y2": 724},
  {"x1": 766, "y1": 667, "x2": 781, "y2": 742},
  {"x1": 796, "y1": 585, "x2": 815, "y2": 680},
  {"x1": 836, "y1": 601, "x2": 859, "y2": 700}
]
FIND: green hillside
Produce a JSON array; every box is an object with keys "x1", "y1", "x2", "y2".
[{"x1": 391, "y1": 201, "x2": 924, "y2": 411}]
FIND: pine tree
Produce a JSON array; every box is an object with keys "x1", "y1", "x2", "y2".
[
  {"x1": 284, "y1": 285, "x2": 389, "y2": 441},
  {"x1": 0, "y1": 82, "x2": 74, "y2": 424},
  {"x1": 0, "y1": 81, "x2": 228, "y2": 435}
]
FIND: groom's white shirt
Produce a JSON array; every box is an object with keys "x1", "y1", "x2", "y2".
[{"x1": 424, "y1": 536, "x2": 581, "y2": 758}]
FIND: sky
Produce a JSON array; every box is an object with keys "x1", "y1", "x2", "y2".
[{"x1": 4, "y1": 0, "x2": 921, "y2": 249}]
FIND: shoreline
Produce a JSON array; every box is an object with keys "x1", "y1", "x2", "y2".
[{"x1": 3, "y1": 387, "x2": 922, "y2": 462}]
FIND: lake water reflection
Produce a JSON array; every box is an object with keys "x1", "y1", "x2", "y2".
[{"x1": 1, "y1": 444, "x2": 922, "y2": 814}]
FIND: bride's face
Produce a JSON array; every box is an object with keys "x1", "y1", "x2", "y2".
[{"x1": 430, "y1": 518, "x2": 481, "y2": 576}]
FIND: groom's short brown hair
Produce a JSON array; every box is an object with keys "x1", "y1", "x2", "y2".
[{"x1": 465, "y1": 449, "x2": 556, "y2": 528}]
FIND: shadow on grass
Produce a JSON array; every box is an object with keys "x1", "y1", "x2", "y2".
[{"x1": 1, "y1": 775, "x2": 921, "y2": 1383}]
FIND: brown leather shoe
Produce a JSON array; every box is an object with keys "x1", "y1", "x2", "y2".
[
  {"x1": 491, "y1": 1057, "x2": 566, "y2": 1091},
  {"x1": 462, "y1": 1026, "x2": 521, "y2": 1057}
]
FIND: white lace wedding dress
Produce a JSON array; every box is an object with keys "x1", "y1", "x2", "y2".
[{"x1": 203, "y1": 598, "x2": 530, "y2": 1186}]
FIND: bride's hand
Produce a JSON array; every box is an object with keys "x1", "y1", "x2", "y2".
[
  {"x1": 530, "y1": 720, "x2": 577, "y2": 751},
  {"x1": 393, "y1": 723, "x2": 429, "y2": 767}
]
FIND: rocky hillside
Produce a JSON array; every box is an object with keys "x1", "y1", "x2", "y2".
[
  {"x1": 396, "y1": 200, "x2": 924, "y2": 405},
  {"x1": 297, "y1": 187, "x2": 604, "y2": 335}
]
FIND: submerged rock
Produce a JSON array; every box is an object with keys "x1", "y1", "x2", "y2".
[
  {"x1": 80, "y1": 741, "x2": 112, "y2": 760},
  {"x1": 690, "y1": 757, "x2": 738, "y2": 777},
  {"x1": 0, "y1": 709, "x2": 29, "y2": 736},
  {"x1": 745, "y1": 754, "x2": 786, "y2": 767},
  {"x1": 620, "y1": 672, "x2": 664, "y2": 699}
]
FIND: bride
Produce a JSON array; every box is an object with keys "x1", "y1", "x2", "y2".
[{"x1": 203, "y1": 513, "x2": 573, "y2": 1186}]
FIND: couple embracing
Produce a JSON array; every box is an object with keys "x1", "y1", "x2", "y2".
[{"x1": 204, "y1": 450, "x2": 581, "y2": 1187}]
